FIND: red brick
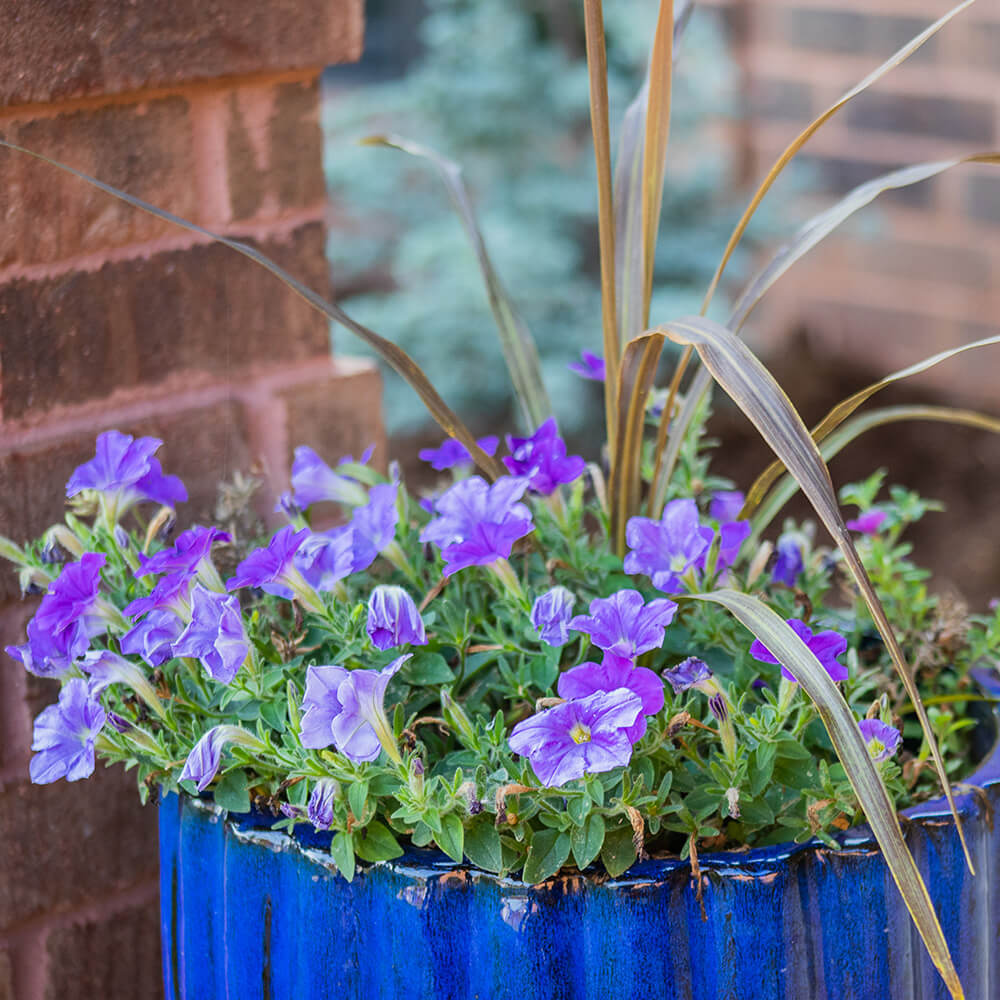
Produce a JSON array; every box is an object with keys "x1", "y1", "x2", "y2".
[
  {"x1": 0, "y1": 0, "x2": 363, "y2": 107},
  {"x1": 0, "y1": 945, "x2": 12, "y2": 1000},
  {"x1": 44, "y1": 895, "x2": 162, "y2": 1000},
  {"x1": 227, "y1": 79, "x2": 325, "y2": 222},
  {"x1": 846, "y1": 92, "x2": 994, "y2": 145},
  {"x1": 858, "y1": 240, "x2": 991, "y2": 290},
  {"x1": 794, "y1": 155, "x2": 937, "y2": 209},
  {"x1": 0, "y1": 601, "x2": 40, "y2": 772},
  {"x1": 0, "y1": 767, "x2": 158, "y2": 930},
  {"x1": 279, "y1": 363, "x2": 386, "y2": 474},
  {"x1": 0, "y1": 221, "x2": 331, "y2": 420},
  {"x1": 0, "y1": 96, "x2": 197, "y2": 268},
  {"x1": 778, "y1": 8, "x2": 939, "y2": 61}
]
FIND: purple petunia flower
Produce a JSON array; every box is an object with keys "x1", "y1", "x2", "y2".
[
  {"x1": 6, "y1": 617, "x2": 90, "y2": 678},
  {"x1": 859, "y1": 718, "x2": 902, "y2": 762},
  {"x1": 294, "y1": 526, "x2": 355, "y2": 593},
  {"x1": 418, "y1": 436, "x2": 500, "y2": 472},
  {"x1": 179, "y1": 725, "x2": 264, "y2": 793},
  {"x1": 172, "y1": 585, "x2": 249, "y2": 684},
  {"x1": 530, "y1": 586, "x2": 576, "y2": 646},
  {"x1": 227, "y1": 526, "x2": 310, "y2": 600},
  {"x1": 772, "y1": 533, "x2": 805, "y2": 587},
  {"x1": 625, "y1": 498, "x2": 710, "y2": 593},
  {"x1": 663, "y1": 656, "x2": 714, "y2": 695},
  {"x1": 349, "y1": 482, "x2": 399, "y2": 573},
  {"x1": 366, "y1": 586, "x2": 427, "y2": 651},
  {"x1": 569, "y1": 589, "x2": 678, "y2": 668},
  {"x1": 568, "y1": 350, "x2": 606, "y2": 382},
  {"x1": 33, "y1": 553, "x2": 108, "y2": 640},
  {"x1": 557, "y1": 655, "x2": 664, "y2": 742},
  {"x1": 29, "y1": 678, "x2": 107, "y2": 784},
  {"x1": 503, "y1": 418, "x2": 585, "y2": 496},
  {"x1": 66, "y1": 430, "x2": 187, "y2": 515},
  {"x1": 699, "y1": 520, "x2": 751, "y2": 577},
  {"x1": 750, "y1": 618, "x2": 849, "y2": 683},
  {"x1": 281, "y1": 445, "x2": 370, "y2": 512},
  {"x1": 136, "y1": 526, "x2": 230, "y2": 580},
  {"x1": 124, "y1": 569, "x2": 195, "y2": 619},
  {"x1": 508, "y1": 688, "x2": 643, "y2": 787},
  {"x1": 80, "y1": 649, "x2": 162, "y2": 713},
  {"x1": 709, "y1": 491, "x2": 745, "y2": 523},
  {"x1": 299, "y1": 655, "x2": 410, "y2": 763},
  {"x1": 307, "y1": 779, "x2": 338, "y2": 830},
  {"x1": 120, "y1": 609, "x2": 184, "y2": 667},
  {"x1": 846, "y1": 510, "x2": 887, "y2": 535},
  {"x1": 420, "y1": 476, "x2": 534, "y2": 576}
]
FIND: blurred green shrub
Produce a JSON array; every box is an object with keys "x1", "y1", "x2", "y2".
[{"x1": 322, "y1": 0, "x2": 742, "y2": 435}]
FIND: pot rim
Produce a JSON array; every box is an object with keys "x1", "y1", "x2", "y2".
[{"x1": 192, "y1": 665, "x2": 1000, "y2": 884}]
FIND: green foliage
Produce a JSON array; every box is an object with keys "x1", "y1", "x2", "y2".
[{"x1": 322, "y1": 0, "x2": 741, "y2": 433}]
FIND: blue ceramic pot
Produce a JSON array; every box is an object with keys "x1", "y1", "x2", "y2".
[{"x1": 159, "y1": 669, "x2": 1000, "y2": 1000}]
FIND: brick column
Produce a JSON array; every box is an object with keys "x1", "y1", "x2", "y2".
[
  {"x1": 0, "y1": 4, "x2": 381, "y2": 998},
  {"x1": 705, "y1": 0, "x2": 999, "y2": 402}
]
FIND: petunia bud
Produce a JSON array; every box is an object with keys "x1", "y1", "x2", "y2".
[
  {"x1": 366, "y1": 585, "x2": 427, "y2": 651},
  {"x1": 530, "y1": 586, "x2": 576, "y2": 646}
]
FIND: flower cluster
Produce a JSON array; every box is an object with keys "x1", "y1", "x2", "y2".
[{"x1": 1, "y1": 427, "x2": 986, "y2": 887}]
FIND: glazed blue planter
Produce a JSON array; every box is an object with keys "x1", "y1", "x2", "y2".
[{"x1": 159, "y1": 670, "x2": 1000, "y2": 1000}]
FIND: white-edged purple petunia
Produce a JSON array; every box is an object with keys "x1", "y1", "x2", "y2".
[
  {"x1": 624, "y1": 498, "x2": 710, "y2": 593},
  {"x1": 420, "y1": 476, "x2": 534, "y2": 576},
  {"x1": 66, "y1": 430, "x2": 187, "y2": 518},
  {"x1": 307, "y1": 778, "x2": 338, "y2": 829},
  {"x1": 859, "y1": 718, "x2": 902, "y2": 761},
  {"x1": 750, "y1": 618, "x2": 849, "y2": 683},
  {"x1": 502, "y1": 418, "x2": 585, "y2": 496},
  {"x1": 366, "y1": 586, "x2": 426, "y2": 651},
  {"x1": 172, "y1": 585, "x2": 250, "y2": 684},
  {"x1": 29, "y1": 678, "x2": 107, "y2": 784},
  {"x1": 557, "y1": 656, "x2": 664, "y2": 742},
  {"x1": 530, "y1": 586, "x2": 576, "y2": 646},
  {"x1": 299, "y1": 655, "x2": 410, "y2": 763},
  {"x1": 179, "y1": 725, "x2": 264, "y2": 792},
  {"x1": 418, "y1": 436, "x2": 500, "y2": 472},
  {"x1": 569, "y1": 589, "x2": 678, "y2": 668},
  {"x1": 508, "y1": 688, "x2": 643, "y2": 787}
]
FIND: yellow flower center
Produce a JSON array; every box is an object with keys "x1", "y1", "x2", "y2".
[{"x1": 569, "y1": 722, "x2": 592, "y2": 744}]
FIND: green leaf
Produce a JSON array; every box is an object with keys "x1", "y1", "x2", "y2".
[
  {"x1": 353, "y1": 821, "x2": 404, "y2": 863},
  {"x1": 259, "y1": 700, "x2": 286, "y2": 733},
  {"x1": 522, "y1": 829, "x2": 572, "y2": 884},
  {"x1": 464, "y1": 820, "x2": 504, "y2": 874},
  {"x1": 401, "y1": 653, "x2": 455, "y2": 686},
  {"x1": 571, "y1": 813, "x2": 606, "y2": 871},
  {"x1": 689, "y1": 588, "x2": 962, "y2": 1000},
  {"x1": 213, "y1": 770, "x2": 250, "y2": 814},
  {"x1": 600, "y1": 825, "x2": 637, "y2": 879},
  {"x1": 411, "y1": 821, "x2": 434, "y2": 847},
  {"x1": 435, "y1": 813, "x2": 465, "y2": 864},
  {"x1": 749, "y1": 744, "x2": 776, "y2": 798},
  {"x1": 330, "y1": 832, "x2": 356, "y2": 882},
  {"x1": 347, "y1": 780, "x2": 369, "y2": 822},
  {"x1": 363, "y1": 134, "x2": 551, "y2": 432}
]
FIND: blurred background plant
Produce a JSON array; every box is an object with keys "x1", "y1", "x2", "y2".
[{"x1": 321, "y1": 0, "x2": 745, "y2": 440}]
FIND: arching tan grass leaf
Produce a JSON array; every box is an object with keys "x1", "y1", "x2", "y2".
[
  {"x1": 0, "y1": 138, "x2": 505, "y2": 481},
  {"x1": 362, "y1": 134, "x2": 552, "y2": 432},
  {"x1": 662, "y1": 315, "x2": 974, "y2": 877},
  {"x1": 608, "y1": 332, "x2": 665, "y2": 554},
  {"x1": 689, "y1": 589, "x2": 965, "y2": 1000},
  {"x1": 751, "y1": 404, "x2": 1000, "y2": 538}
]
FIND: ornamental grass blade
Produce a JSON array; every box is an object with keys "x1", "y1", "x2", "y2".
[
  {"x1": 613, "y1": 0, "x2": 692, "y2": 345},
  {"x1": 699, "y1": 0, "x2": 975, "y2": 314},
  {"x1": 608, "y1": 331, "x2": 665, "y2": 555},
  {"x1": 662, "y1": 315, "x2": 974, "y2": 875},
  {"x1": 0, "y1": 138, "x2": 505, "y2": 482},
  {"x1": 743, "y1": 332, "x2": 1000, "y2": 517},
  {"x1": 729, "y1": 154, "x2": 1000, "y2": 333},
  {"x1": 639, "y1": 0, "x2": 675, "y2": 327},
  {"x1": 752, "y1": 404, "x2": 1000, "y2": 539},
  {"x1": 689, "y1": 589, "x2": 965, "y2": 1000},
  {"x1": 362, "y1": 134, "x2": 552, "y2": 432},
  {"x1": 583, "y1": 0, "x2": 620, "y2": 457}
]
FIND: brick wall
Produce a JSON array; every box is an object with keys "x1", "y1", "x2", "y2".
[
  {"x1": 0, "y1": 3, "x2": 381, "y2": 998},
  {"x1": 708, "y1": 0, "x2": 999, "y2": 402}
]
